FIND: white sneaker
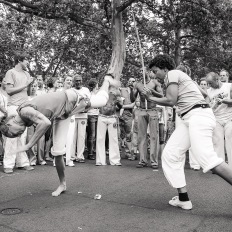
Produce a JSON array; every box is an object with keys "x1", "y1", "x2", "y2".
[
  {"x1": 169, "y1": 196, "x2": 192, "y2": 210},
  {"x1": 67, "y1": 161, "x2": 75, "y2": 167}
]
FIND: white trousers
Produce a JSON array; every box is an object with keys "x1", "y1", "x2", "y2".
[
  {"x1": 212, "y1": 120, "x2": 232, "y2": 168},
  {"x1": 3, "y1": 105, "x2": 30, "y2": 169},
  {"x1": 96, "y1": 115, "x2": 121, "y2": 165},
  {"x1": 51, "y1": 91, "x2": 109, "y2": 156},
  {"x1": 162, "y1": 108, "x2": 223, "y2": 188},
  {"x1": 67, "y1": 117, "x2": 87, "y2": 161},
  {"x1": 176, "y1": 113, "x2": 200, "y2": 169}
]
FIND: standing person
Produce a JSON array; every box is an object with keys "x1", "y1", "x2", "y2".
[
  {"x1": 27, "y1": 80, "x2": 46, "y2": 166},
  {"x1": 219, "y1": 69, "x2": 229, "y2": 83},
  {"x1": 132, "y1": 71, "x2": 163, "y2": 169},
  {"x1": 96, "y1": 85, "x2": 123, "y2": 166},
  {"x1": 68, "y1": 75, "x2": 90, "y2": 163},
  {"x1": 86, "y1": 78, "x2": 99, "y2": 160},
  {"x1": 119, "y1": 78, "x2": 136, "y2": 158},
  {"x1": 2, "y1": 53, "x2": 34, "y2": 174},
  {"x1": 206, "y1": 72, "x2": 232, "y2": 168},
  {"x1": 144, "y1": 54, "x2": 232, "y2": 210},
  {"x1": 200, "y1": 78, "x2": 208, "y2": 91},
  {"x1": 0, "y1": 74, "x2": 118, "y2": 196},
  {"x1": 36, "y1": 75, "x2": 47, "y2": 96}
]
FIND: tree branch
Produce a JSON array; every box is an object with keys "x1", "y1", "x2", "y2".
[{"x1": 117, "y1": 0, "x2": 138, "y2": 13}]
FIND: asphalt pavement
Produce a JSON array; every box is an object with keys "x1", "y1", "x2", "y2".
[{"x1": 0, "y1": 156, "x2": 232, "y2": 232}]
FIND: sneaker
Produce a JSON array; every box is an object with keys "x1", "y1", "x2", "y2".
[
  {"x1": 39, "y1": 161, "x2": 47, "y2": 165},
  {"x1": 87, "y1": 155, "x2": 95, "y2": 160},
  {"x1": 151, "y1": 165, "x2": 158, "y2": 169},
  {"x1": 169, "y1": 196, "x2": 192, "y2": 210},
  {"x1": 96, "y1": 163, "x2": 107, "y2": 166},
  {"x1": 45, "y1": 157, "x2": 54, "y2": 162},
  {"x1": 4, "y1": 168, "x2": 13, "y2": 174},
  {"x1": 114, "y1": 163, "x2": 122, "y2": 166},
  {"x1": 30, "y1": 162, "x2": 36, "y2": 166},
  {"x1": 19, "y1": 166, "x2": 34, "y2": 171},
  {"x1": 136, "y1": 162, "x2": 148, "y2": 168},
  {"x1": 67, "y1": 161, "x2": 75, "y2": 167},
  {"x1": 76, "y1": 159, "x2": 85, "y2": 163}
]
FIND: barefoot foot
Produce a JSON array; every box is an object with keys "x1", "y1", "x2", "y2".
[{"x1": 52, "y1": 184, "x2": 67, "y2": 197}]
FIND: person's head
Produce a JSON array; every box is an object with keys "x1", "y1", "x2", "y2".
[
  {"x1": 149, "y1": 54, "x2": 176, "y2": 84},
  {"x1": 53, "y1": 78, "x2": 60, "y2": 89},
  {"x1": 88, "y1": 78, "x2": 98, "y2": 92},
  {"x1": 219, "y1": 69, "x2": 229, "y2": 83},
  {"x1": 63, "y1": 76, "x2": 73, "y2": 90},
  {"x1": 36, "y1": 75, "x2": 44, "y2": 88},
  {"x1": 176, "y1": 64, "x2": 191, "y2": 76},
  {"x1": 59, "y1": 77, "x2": 65, "y2": 84},
  {"x1": 128, "y1": 78, "x2": 136, "y2": 87},
  {"x1": 206, "y1": 72, "x2": 221, "y2": 89},
  {"x1": 0, "y1": 115, "x2": 26, "y2": 138},
  {"x1": 58, "y1": 82, "x2": 63, "y2": 89},
  {"x1": 14, "y1": 53, "x2": 29, "y2": 71},
  {"x1": 73, "y1": 74, "x2": 83, "y2": 89},
  {"x1": 30, "y1": 80, "x2": 38, "y2": 96},
  {"x1": 199, "y1": 78, "x2": 208, "y2": 90}
]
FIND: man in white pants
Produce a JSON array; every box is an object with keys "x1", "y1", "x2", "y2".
[
  {"x1": 0, "y1": 74, "x2": 118, "y2": 197},
  {"x1": 3, "y1": 53, "x2": 34, "y2": 174},
  {"x1": 143, "y1": 54, "x2": 232, "y2": 210},
  {"x1": 206, "y1": 72, "x2": 232, "y2": 168}
]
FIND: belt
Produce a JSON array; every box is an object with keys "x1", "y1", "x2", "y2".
[
  {"x1": 99, "y1": 114, "x2": 118, "y2": 118},
  {"x1": 181, "y1": 104, "x2": 209, "y2": 118}
]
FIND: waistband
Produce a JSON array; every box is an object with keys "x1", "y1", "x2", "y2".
[
  {"x1": 99, "y1": 114, "x2": 118, "y2": 118},
  {"x1": 181, "y1": 104, "x2": 210, "y2": 118},
  {"x1": 139, "y1": 107, "x2": 158, "y2": 111}
]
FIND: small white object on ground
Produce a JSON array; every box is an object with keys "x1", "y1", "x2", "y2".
[{"x1": 94, "y1": 194, "x2": 102, "y2": 200}]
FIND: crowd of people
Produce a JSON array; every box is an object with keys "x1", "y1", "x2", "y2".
[{"x1": 0, "y1": 53, "x2": 232, "y2": 210}]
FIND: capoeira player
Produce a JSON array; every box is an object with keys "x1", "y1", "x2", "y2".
[
  {"x1": 0, "y1": 74, "x2": 118, "y2": 196},
  {"x1": 143, "y1": 54, "x2": 232, "y2": 210}
]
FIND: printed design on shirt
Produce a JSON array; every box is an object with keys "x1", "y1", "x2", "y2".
[
  {"x1": 81, "y1": 121, "x2": 86, "y2": 125},
  {"x1": 210, "y1": 92, "x2": 228, "y2": 110},
  {"x1": 113, "y1": 123, "x2": 117, "y2": 128}
]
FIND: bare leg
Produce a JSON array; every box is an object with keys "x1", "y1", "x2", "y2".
[
  {"x1": 52, "y1": 155, "x2": 66, "y2": 197},
  {"x1": 212, "y1": 161, "x2": 232, "y2": 185}
]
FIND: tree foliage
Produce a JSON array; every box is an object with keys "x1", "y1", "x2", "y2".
[{"x1": 0, "y1": 0, "x2": 232, "y2": 84}]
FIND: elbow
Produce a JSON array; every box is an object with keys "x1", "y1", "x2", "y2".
[
  {"x1": 45, "y1": 120, "x2": 52, "y2": 127},
  {"x1": 6, "y1": 91, "x2": 13, "y2": 96}
]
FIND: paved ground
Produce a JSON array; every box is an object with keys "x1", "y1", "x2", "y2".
[{"x1": 0, "y1": 157, "x2": 232, "y2": 232}]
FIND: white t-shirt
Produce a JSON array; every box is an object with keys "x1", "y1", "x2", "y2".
[
  {"x1": 3, "y1": 68, "x2": 30, "y2": 106},
  {"x1": 74, "y1": 87, "x2": 91, "y2": 119},
  {"x1": 165, "y1": 70, "x2": 206, "y2": 115},
  {"x1": 207, "y1": 83, "x2": 232, "y2": 121}
]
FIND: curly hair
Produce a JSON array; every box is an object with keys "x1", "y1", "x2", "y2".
[
  {"x1": 149, "y1": 54, "x2": 176, "y2": 71},
  {"x1": 88, "y1": 78, "x2": 98, "y2": 92},
  {"x1": 176, "y1": 64, "x2": 191, "y2": 76}
]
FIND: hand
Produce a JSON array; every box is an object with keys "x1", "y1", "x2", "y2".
[{"x1": 141, "y1": 87, "x2": 152, "y2": 99}]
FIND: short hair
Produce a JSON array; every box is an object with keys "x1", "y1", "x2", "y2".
[
  {"x1": 14, "y1": 53, "x2": 29, "y2": 65},
  {"x1": 0, "y1": 115, "x2": 16, "y2": 138},
  {"x1": 220, "y1": 69, "x2": 229, "y2": 76},
  {"x1": 206, "y1": 72, "x2": 219, "y2": 81},
  {"x1": 149, "y1": 54, "x2": 176, "y2": 71},
  {"x1": 88, "y1": 78, "x2": 98, "y2": 91}
]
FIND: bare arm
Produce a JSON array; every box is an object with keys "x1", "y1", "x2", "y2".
[
  {"x1": 122, "y1": 102, "x2": 135, "y2": 109},
  {"x1": 221, "y1": 84, "x2": 232, "y2": 106},
  {"x1": 5, "y1": 76, "x2": 33, "y2": 96},
  {"x1": 144, "y1": 84, "x2": 178, "y2": 107},
  {"x1": 19, "y1": 107, "x2": 51, "y2": 150},
  {"x1": 197, "y1": 85, "x2": 208, "y2": 98}
]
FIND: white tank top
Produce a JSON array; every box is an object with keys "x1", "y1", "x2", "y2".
[{"x1": 207, "y1": 83, "x2": 232, "y2": 121}]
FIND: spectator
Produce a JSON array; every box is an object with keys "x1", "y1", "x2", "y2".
[
  {"x1": 200, "y1": 78, "x2": 208, "y2": 91},
  {"x1": 86, "y1": 78, "x2": 99, "y2": 160},
  {"x1": 36, "y1": 75, "x2": 47, "y2": 96},
  {"x1": 2, "y1": 52, "x2": 34, "y2": 174},
  {"x1": 220, "y1": 69, "x2": 229, "y2": 83}
]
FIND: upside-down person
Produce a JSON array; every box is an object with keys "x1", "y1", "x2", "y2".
[{"x1": 0, "y1": 74, "x2": 119, "y2": 197}]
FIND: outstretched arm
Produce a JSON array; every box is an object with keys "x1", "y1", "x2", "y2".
[{"x1": 17, "y1": 107, "x2": 51, "y2": 152}]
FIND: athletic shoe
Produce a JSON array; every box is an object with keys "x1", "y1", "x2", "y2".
[
  {"x1": 39, "y1": 161, "x2": 47, "y2": 165},
  {"x1": 136, "y1": 162, "x2": 148, "y2": 168},
  {"x1": 169, "y1": 196, "x2": 192, "y2": 210},
  {"x1": 151, "y1": 165, "x2": 158, "y2": 169},
  {"x1": 4, "y1": 168, "x2": 13, "y2": 174},
  {"x1": 18, "y1": 166, "x2": 34, "y2": 171},
  {"x1": 76, "y1": 159, "x2": 85, "y2": 163},
  {"x1": 67, "y1": 161, "x2": 75, "y2": 167}
]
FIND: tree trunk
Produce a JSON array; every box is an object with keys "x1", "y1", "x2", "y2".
[
  {"x1": 174, "y1": 28, "x2": 181, "y2": 66},
  {"x1": 107, "y1": 0, "x2": 126, "y2": 81}
]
